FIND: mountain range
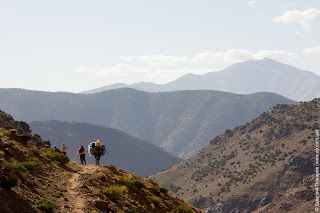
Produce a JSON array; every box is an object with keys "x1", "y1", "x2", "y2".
[
  {"x1": 29, "y1": 120, "x2": 181, "y2": 177},
  {"x1": 82, "y1": 58, "x2": 320, "y2": 101},
  {"x1": 0, "y1": 88, "x2": 296, "y2": 158},
  {"x1": 151, "y1": 98, "x2": 318, "y2": 212}
]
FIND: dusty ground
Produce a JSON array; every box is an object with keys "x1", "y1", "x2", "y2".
[{"x1": 58, "y1": 164, "x2": 100, "y2": 213}]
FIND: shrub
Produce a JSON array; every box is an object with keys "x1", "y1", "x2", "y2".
[
  {"x1": 36, "y1": 140, "x2": 51, "y2": 148},
  {"x1": 29, "y1": 147, "x2": 40, "y2": 156},
  {"x1": 0, "y1": 150, "x2": 4, "y2": 159},
  {"x1": 4, "y1": 125, "x2": 14, "y2": 130},
  {"x1": 225, "y1": 129, "x2": 233, "y2": 137},
  {"x1": 160, "y1": 187, "x2": 169, "y2": 193},
  {"x1": 33, "y1": 134, "x2": 51, "y2": 148},
  {"x1": 9, "y1": 129, "x2": 18, "y2": 134},
  {"x1": 118, "y1": 176, "x2": 131, "y2": 186},
  {"x1": 1, "y1": 113, "x2": 13, "y2": 121},
  {"x1": 22, "y1": 158, "x2": 39, "y2": 170},
  {"x1": 4, "y1": 158, "x2": 27, "y2": 174},
  {"x1": 32, "y1": 134, "x2": 42, "y2": 141},
  {"x1": 131, "y1": 179, "x2": 145, "y2": 188},
  {"x1": 36, "y1": 199, "x2": 54, "y2": 213},
  {"x1": 45, "y1": 150, "x2": 69, "y2": 165},
  {"x1": 148, "y1": 179, "x2": 159, "y2": 187},
  {"x1": 0, "y1": 175, "x2": 18, "y2": 189},
  {"x1": 146, "y1": 195, "x2": 162, "y2": 205},
  {"x1": 172, "y1": 205, "x2": 195, "y2": 213},
  {"x1": 105, "y1": 185, "x2": 127, "y2": 202},
  {"x1": 17, "y1": 121, "x2": 31, "y2": 133},
  {"x1": 97, "y1": 172, "x2": 107, "y2": 181}
]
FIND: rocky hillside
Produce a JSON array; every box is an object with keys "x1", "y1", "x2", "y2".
[
  {"x1": 152, "y1": 99, "x2": 319, "y2": 212},
  {"x1": 29, "y1": 120, "x2": 181, "y2": 177},
  {"x1": 0, "y1": 110, "x2": 201, "y2": 213},
  {"x1": 82, "y1": 58, "x2": 320, "y2": 101},
  {"x1": 0, "y1": 88, "x2": 296, "y2": 158}
]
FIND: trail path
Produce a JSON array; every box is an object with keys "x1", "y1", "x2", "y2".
[{"x1": 62, "y1": 165, "x2": 99, "y2": 213}]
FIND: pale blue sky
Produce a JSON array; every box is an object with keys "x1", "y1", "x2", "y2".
[{"x1": 0, "y1": 0, "x2": 319, "y2": 92}]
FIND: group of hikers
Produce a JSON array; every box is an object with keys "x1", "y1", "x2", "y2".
[{"x1": 53, "y1": 139, "x2": 106, "y2": 166}]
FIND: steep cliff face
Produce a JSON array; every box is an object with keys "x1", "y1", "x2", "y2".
[{"x1": 152, "y1": 99, "x2": 319, "y2": 212}]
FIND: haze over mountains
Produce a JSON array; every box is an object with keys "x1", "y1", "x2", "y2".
[
  {"x1": 29, "y1": 120, "x2": 181, "y2": 177},
  {"x1": 82, "y1": 58, "x2": 320, "y2": 101},
  {"x1": 0, "y1": 88, "x2": 295, "y2": 158}
]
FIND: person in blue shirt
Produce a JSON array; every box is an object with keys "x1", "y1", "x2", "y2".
[{"x1": 53, "y1": 145, "x2": 61, "y2": 153}]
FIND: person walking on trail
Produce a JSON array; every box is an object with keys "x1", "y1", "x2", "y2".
[
  {"x1": 61, "y1": 143, "x2": 68, "y2": 155},
  {"x1": 93, "y1": 146, "x2": 102, "y2": 166},
  {"x1": 77, "y1": 145, "x2": 88, "y2": 166}
]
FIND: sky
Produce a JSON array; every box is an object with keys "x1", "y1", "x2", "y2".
[{"x1": 0, "y1": 0, "x2": 319, "y2": 92}]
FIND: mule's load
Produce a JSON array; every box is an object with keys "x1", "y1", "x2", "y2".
[{"x1": 88, "y1": 139, "x2": 107, "y2": 165}]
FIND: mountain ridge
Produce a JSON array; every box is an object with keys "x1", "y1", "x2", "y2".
[
  {"x1": 0, "y1": 88, "x2": 296, "y2": 158},
  {"x1": 81, "y1": 58, "x2": 320, "y2": 101}
]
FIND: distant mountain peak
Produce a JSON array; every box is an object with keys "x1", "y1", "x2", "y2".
[{"x1": 80, "y1": 58, "x2": 320, "y2": 101}]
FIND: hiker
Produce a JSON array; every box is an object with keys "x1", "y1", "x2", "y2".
[
  {"x1": 77, "y1": 145, "x2": 88, "y2": 165},
  {"x1": 53, "y1": 145, "x2": 61, "y2": 153},
  {"x1": 61, "y1": 143, "x2": 68, "y2": 155},
  {"x1": 93, "y1": 146, "x2": 103, "y2": 166}
]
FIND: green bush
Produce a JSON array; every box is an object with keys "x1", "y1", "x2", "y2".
[
  {"x1": 17, "y1": 121, "x2": 31, "y2": 133},
  {"x1": 146, "y1": 195, "x2": 162, "y2": 205},
  {"x1": 32, "y1": 134, "x2": 42, "y2": 141},
  {"x1": 36, "y1": 199, "x2": 54, "y2": 213},
  {"x1": 148, "y1": 179, "x2": 159, "y2": 186},
  {"x1": 29, "y1": 147, "x2": 40, "y2": 156},
  {"x1": 33, "y1": 134, "x2": 51, "y2": 148},
  {"x1": 0, "y1": 175, "x2": 18, "y2": 189},
  {"x1": 1, "y1": 113, "x2": 13, "y2": 122},
  {"x1": 4, "y1": 125, "x2": 14, "y2": 130},
  {"x1": 22, "y1": 157, "x2": 39, "y2": 170},
  {"x1": 4, "y1": 158, "x2": 27, "y2": 174},
  {"x1": 97, "y1": 172, "x2": 107, "y2": 181},
  {"x1": 160, "y1": 186, "x2": 169, "y2": 193},
  {"x1": 172, "y1": 205, "x2": 195, "y2": 213},
  {"x1": 45, "y1": 150, "x2": 69, "y2": 165},
  {"x1": 105, "y1": 185, "x2": 127, "y2": 202},
  {"x1": 118, "y1": 176, "x2": 131, "y2": 186},
  {"x1": 131, "y1": 179, "x2": 145, "y2": 188}
]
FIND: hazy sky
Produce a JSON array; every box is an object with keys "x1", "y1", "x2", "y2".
[{"x1": 0, "y1": 0, "x2": 319, "y2": 92}]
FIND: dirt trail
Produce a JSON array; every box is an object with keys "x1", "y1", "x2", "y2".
[{"x1": 62, "y1": 165, "x2": 99, "y2": 213}]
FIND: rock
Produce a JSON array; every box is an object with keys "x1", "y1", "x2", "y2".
[{"x1": 94, "y1": 200, "x2": 109, "y2": 212}]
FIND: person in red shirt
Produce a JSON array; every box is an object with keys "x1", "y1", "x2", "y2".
[{"x1": 77, "y1": 145, "x2": 88, "y2": 165}]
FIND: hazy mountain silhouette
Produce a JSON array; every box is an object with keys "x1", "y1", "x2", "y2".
[
  {"x1": 0, "y1": 88, "x2": 295, "y2": 158},
  {"x1": 82, "y1": 58, "x2": 320, "y2": 101}
]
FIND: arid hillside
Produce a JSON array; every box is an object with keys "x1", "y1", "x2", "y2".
[
  {"x1": 0, "y1": 110, "x2": 201, "y2": 213},
  {"x1": 152, "y1": 99, "x2": 319, "y2": 212}
]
